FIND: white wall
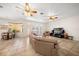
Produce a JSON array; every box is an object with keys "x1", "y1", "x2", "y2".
[
  {"x1": 0, "y1": 18, "x2": 46, "y2": 38},
  {"x1": 48, "y1": 16, "x2": 79, "y2": 41},
  {"x1": 0, "y1": 19, "x2": 25, "y2": 38}
]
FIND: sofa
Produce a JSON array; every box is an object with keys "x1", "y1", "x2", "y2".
[
  {"x1": 57, "y1": 39, "x2": 79, "y2": 56},
  {"x1": 29, "y1": 33, "x2": 79, "y2": 56}
]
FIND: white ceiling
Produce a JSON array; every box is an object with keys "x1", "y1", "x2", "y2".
[
  {"x1": 30, "y1": 3, "x2": 79, "y2": 19},
  {"x1": 0, "y1": 3, "x2": 25, "y2": 20},
  {"x1": 0, "y1": 3, "x2": 79, "y2": 22}
]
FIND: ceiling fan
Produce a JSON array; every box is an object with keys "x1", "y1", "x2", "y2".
[
  {"x1": 39, "y1": 12, "x2": 58, "y2": 20},
  {"x1": 48, "y1": 16, "x2": 58, "y2": 20},
  {"x1": 16, "y1": 3, "x2": 37, "y2": 16},
  {"x1": 16, "y1": 3, "x2": 58, "y2": 20}
]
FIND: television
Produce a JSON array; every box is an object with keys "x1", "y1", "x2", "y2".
[{"x1": 53, "y1": 28, "x2": 65, "y2": 38}]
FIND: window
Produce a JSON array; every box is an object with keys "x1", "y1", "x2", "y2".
[{"x1": 9, "y1": 22, "x2": 23, "y2": 32}]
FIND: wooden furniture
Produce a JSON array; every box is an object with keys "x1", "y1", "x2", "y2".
[
  {"x1": 1, "y1": 32, "x2": 8, "y2": 40},
  {"x1": 1, "y1": 32, "x2": 15, "y2": 40},
  {"x1": 8, "y1": 32, "x2": 13, "y2": 39}
]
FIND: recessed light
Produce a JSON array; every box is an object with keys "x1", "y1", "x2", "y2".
[{"x1": 0, "y1": 5, "x2": 3, "y2": 8}]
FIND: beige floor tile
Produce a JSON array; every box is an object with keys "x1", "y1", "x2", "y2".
[{"x1": 0, "y1": 37, "x2": 41, "y2": 56}]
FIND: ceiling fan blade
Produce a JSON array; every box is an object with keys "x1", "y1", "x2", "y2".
[{"x1": 31, "y1": 10, "x2": 37, "y2": 13}]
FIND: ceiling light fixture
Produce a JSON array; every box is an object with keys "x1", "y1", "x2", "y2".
[
  {"x1": 49, "y1": 16, "x2": 58, "y2": 20},
  {"x1": 0, "y1": 5, "x2": 3, "y2": 8},
  {"x1": 16, "y1": 3, "x2": 37, "y2": 16},
  {"x1": 24, "y1": 3, "x2": 37, "y2": 16}
]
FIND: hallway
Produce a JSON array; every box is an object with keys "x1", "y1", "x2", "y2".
[{"x1": 0, "y1": 37, "x2": 40, "y2": 56}]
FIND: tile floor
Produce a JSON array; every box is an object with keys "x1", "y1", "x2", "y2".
[{"x1": 0, "y1": 37, "x2": 41, "y2": 56}]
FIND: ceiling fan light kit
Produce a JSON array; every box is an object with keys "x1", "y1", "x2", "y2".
[
  {"x1": 49, "y1": 16, "x2": 58, "y2": 20},
  {"x1": 24, "y1": 3, "x2": 37, "y2": 16}
]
